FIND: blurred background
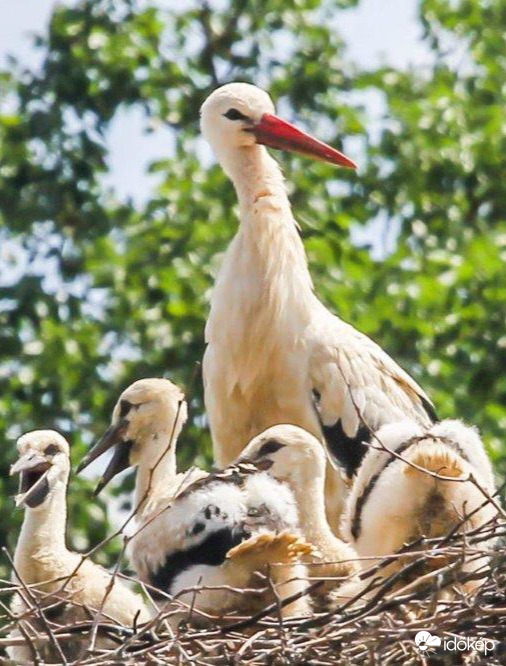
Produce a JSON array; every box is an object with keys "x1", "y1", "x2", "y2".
[{"x1": 0, "y1": 0, "x2": 505, "y2": 575}]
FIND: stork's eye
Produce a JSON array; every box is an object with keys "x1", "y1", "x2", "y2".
[
  {"x1": 44, "y1": 444, "x2": 60, "y2": 456},
  {"x1": 256, "y1": 439, "x2": 286, "y2": 458},
  {"x1": 223, "y1": 108, "x2": 248, "y2": 121},
  {"x1": 120, "y1": 400, "x2": 133, "y2": 418}
]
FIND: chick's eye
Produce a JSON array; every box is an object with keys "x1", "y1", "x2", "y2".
[
  {"x1": 257, "y1": 439, "x2": 286, "y2": 458},
  {"x1": 120, "y1": 400, "x2": 133, "y2": 418},
  {"x1": 44, "y1": 444, "x2": 60, "y2": 456},
  {"x1": 223, "y1": 108, "x2": 248, "y2": 121}
]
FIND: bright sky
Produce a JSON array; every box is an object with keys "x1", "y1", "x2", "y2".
[{"x1": 0, "y1": 0, "x2": 430, "y2": 205}]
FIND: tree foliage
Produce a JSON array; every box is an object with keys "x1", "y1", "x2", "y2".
[{"x1": 0, "y1": 0, "x2": 504, "y2": 580}]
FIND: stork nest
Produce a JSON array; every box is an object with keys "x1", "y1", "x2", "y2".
[{"x1": 1, "y1": 515, "x2": 505, "y2": 666}]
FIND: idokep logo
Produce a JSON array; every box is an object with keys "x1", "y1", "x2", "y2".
[
  {"x1": 414, "y1": 630, "x2": 496, "y2": 656},
  {"x1": 414, "y1": 631, "x2": 441, "y2": 652}
]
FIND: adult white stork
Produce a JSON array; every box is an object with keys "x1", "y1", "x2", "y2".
[{"x1": 200, "y1": 83, "x2": 436, "y2": 528}]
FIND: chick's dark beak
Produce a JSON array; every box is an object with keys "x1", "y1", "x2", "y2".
[
  {"x1": 11, "y1": 452, "x2": 52, "y2": 508},
  {"x1": 94, "y1": 441, "x2": 133, "y2": 496},
  {"x1": 76, "y1": 418, "x2": 133, "y2": 495},
  {"x1": 10, "y1": 452, "x2": 49, "y2": 476}
]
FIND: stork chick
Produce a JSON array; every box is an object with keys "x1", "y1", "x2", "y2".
[
  {"x1": 239, "y1": 424, "x2": 359, "y2": 608},
  {"x1": 201, "y1": 83, "x2": 436, "y2": 530},
  {"x1": 8, "y1": 430, "x2": 150, "y2": 664},
  {"x1": 341, "y1": 419, "x2": 498, "y2": 593},
  {"x1": 78, "y1": 379, "x2": 313, "y2": 624}
]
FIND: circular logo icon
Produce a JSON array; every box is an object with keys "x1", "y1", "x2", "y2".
[{"x1": 415, "y1": 631, "x2": 441, "y2": 652}]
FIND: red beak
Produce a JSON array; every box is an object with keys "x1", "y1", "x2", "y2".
[{"x1": 252, "y1": 113, "x2": 357, "y2": 170}]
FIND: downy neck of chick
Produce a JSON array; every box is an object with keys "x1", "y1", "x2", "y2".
[
  {"x1": 288, "y1": 460, "x2": 344, "y2": 561},
  {"x1": 15, "y1": 478, "x2": 68, "y2": 581},
  {"x1": 133, "y1": 430, "x2": 178, "y2": 515}
]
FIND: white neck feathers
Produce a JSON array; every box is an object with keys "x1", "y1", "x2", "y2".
[
  {"x1": 229, "y1": 145, "x2": 313, "y2": 297},
  {"x1": 206, "y1": 146, "x2": 315, "y2": 391}
]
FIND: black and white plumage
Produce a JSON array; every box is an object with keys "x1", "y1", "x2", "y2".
[
  {"x1": 9, "y1": 430, "x2": 150, "y2": 664},
  {"x1": 340, "y1": 419, "x2": 498, "y2": 591},
  {"x1": 144, "y1": 468, "x2": 312, "y2": 620},
  {"x1": 78, "y1": 379, "x2": 313, "y2": 623},
  {"x1": 200, "y1": 83, "x2": 436, "y2": 527}
]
